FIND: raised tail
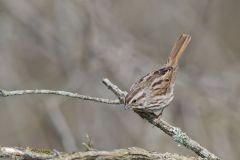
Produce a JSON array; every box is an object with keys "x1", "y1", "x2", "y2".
[{"x1": 166, "y1": 34, "x2": 191, "y2": 68}]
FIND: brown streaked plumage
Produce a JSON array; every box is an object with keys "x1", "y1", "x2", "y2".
[{"x1": 125, "y1": 34, "x2": 191, "y2": 119}]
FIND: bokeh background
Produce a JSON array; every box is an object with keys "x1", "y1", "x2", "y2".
[{"x1": 0, "y1": 0, "x2": 239, "y2": 159}]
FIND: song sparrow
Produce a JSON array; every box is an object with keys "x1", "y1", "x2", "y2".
[{"x1": 125, "y1": 34, "x2": 191, "y2": 120}]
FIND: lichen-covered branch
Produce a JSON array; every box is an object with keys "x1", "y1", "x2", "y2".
[
  {"x1": 0, "y1": 89, "x2": 120, "y2": 104},
  {"x1": 134, "y1": 111, "x2": 220, "y2": 160},
  {"x1": 0, "y1": 147, "x2": 203, "y2": 160},
  {"x1": 0, "y1": 78, "x2": 221, "y2": 160}
]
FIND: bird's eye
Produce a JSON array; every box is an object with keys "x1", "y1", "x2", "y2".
[
  {"x1": 132, "y1": 99, "x2": 137, "y2": 103},
  {"x1": 165, "y1": 79, "x2": 170, "y2": 82}
]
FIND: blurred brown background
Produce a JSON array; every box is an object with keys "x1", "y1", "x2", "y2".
[{"x1": 0, "y1": 0, "x2": 239, "y2": 159}]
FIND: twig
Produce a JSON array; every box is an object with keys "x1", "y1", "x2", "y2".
[
  {"x1": 0, "y1": 89, "x2": 120, "y2": 104},
  {"x1": 102, "y1": 78, "x2": 127, "y2": 102},
  {"x1": 0, "y1": 146, "x2": 203, "y2": 160},
  {"x1": 82, "y1": 134, "x2": 95, "y2": 151}
]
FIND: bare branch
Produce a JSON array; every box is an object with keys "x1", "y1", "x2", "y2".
[
  {"x1": 135, "y1": 111, "x2": 220, "y2": 160},
  {"x1": 0, "y1": 147, "x2": 203, "y2": 160},
  {"x1": 0, "y1": 89, "x2": 120, "y2": 104}
]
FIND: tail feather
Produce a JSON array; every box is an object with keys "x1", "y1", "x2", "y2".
[{"x1": 166, "y1": 34, "x2": 191, "y2": 68}]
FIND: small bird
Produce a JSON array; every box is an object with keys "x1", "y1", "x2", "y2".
[{"x1": 125, "y1": 34, "x2": 191, "y2": 121}]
